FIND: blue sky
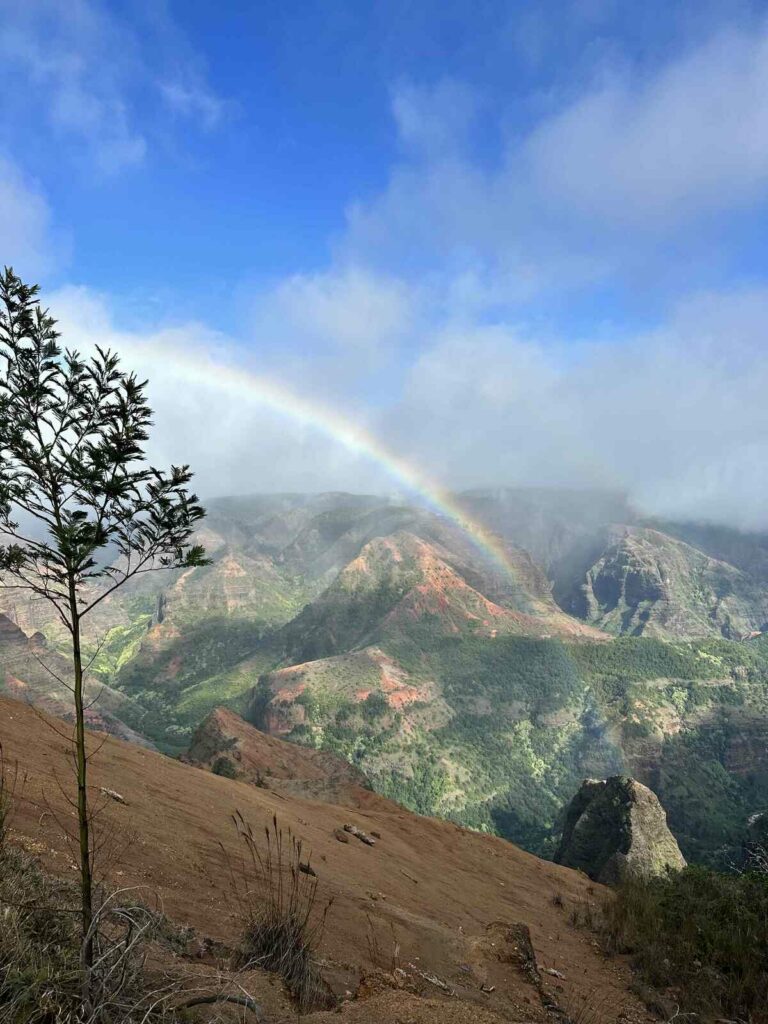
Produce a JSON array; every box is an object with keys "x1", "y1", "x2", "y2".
[{"x1": 2, "y1": 0, "x2": 768, "y2": 525}]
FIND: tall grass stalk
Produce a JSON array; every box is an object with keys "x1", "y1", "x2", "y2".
[{"x1": 232, "y1": 811, "x2": 334, "y2": 1011}]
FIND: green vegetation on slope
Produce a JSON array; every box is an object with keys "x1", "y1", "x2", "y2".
[
  {"x1": 13, "y1": 490, "x2": 765, "y2": 868},
  {"x1": 602, "y1": 866, "x2": 768, "y2": 1023},
  {"x1": 115, "y1": 619, "x2": 280, "y2": 752},
  {"x1": 378, "y1": 635, "x2": 622, "y2": 853},
  {"x1": 82, "y1": 596, "x2": 157, "y2": 681},
  {"x1": 262, "y1": 632, "x2": 768, "y2": 865}
]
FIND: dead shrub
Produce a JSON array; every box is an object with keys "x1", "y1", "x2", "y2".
[
  {"x1": 364, "y1": 913, "x2": 400, "y2": 974},
  {"x1": 232, "y1": 811, "x2": 334, "y2": 1012}
]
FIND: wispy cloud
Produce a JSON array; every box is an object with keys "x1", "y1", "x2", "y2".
[
  {"x1": 0, "y1": 156, "x2": 61, "y2": 276},
  {"x1": 159, "y1": 80, "x2": 227, "y2": 131},
  {"x1": 345, "y1": 17, "x2": 768, "y2": 303},
  {"x1": 391, "y1": 79, "x2": 480, "y2": 158},
  {"x1": 0, "y1": 0, "x2": 225, "y2": 175},
  {"x1": 0, "y1": 0, "x2": 146, "y2": 174}
]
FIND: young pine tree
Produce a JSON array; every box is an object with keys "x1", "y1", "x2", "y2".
[{"x1": 0, "y1": 268, "x2": 209, "y2": 1003}]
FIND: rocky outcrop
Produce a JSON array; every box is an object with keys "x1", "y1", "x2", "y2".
[
  {"x1": 186, "y1": 707, "x2": 370, "y2": 804},
  {"x1": 575, "y1": 526, "x2": 768, "y2": 639},
  {"x1": 555, "y1": 776, "x2": 686, "y2": 884}
]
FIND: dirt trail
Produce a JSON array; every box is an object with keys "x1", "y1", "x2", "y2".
[{"x1": 0, "y1": 697, "x2": 652, "y2": 1023}]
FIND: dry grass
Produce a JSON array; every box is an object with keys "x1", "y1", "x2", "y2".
[
  {"x1": 364, "y1": 913, "x2": 401, "y2": 974},
  {"x1": 562, "y1": 989, "x2": 631, "y2": 1024},
  {"x1": 232, "y1": 811, "x2": 335, "y2": 1012},
  {"x1": 567, "y1": 896, "x2": 600, "y2": 931},
  {"x1": 0, "y1": 839, "x2": 198, "y2": 1023},
  {"x1": 0, "y1": 841, "x2": 270, "y2": 1023},
  {"x1": 0, "y1": 841, "x2": 83, "y2": 1023},
  {"x1": 0, "y1": 742, "x2": 17, "y2": 846},
  {"x1": 0, "y1": 743, "x2": 173, "y2": 1023}
]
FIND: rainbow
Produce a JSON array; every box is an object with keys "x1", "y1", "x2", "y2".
[{"x1": 141, "y1": 346, "x2": 515, "y2": 579}]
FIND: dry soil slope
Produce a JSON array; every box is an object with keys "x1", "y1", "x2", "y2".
[
  {"x1": 0, "y1": 696, "x2": 651, "y2": 1024},
  {"x1": 186, "y1": 705, "x2": 371, "y2": 803}
]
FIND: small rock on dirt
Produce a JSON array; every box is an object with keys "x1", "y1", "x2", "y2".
[
  {"x1": 344, "y1": 823, "x2": 376, "y2": 846},
  {"x1": 100, "y1": 787, "x2": 127, "y2": 804}
]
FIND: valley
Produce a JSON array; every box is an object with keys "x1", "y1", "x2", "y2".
[{"x1": 3, "y1": 488, "x2": 768, "y2": 868}]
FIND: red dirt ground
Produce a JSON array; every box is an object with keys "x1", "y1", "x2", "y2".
[{"x1": 0, "y1": 696, "x2": 654, "y2": 1023}]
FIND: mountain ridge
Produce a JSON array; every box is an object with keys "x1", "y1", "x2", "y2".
[{"x1": 3, "y1": 488, "x2": 768, "y2": 865}]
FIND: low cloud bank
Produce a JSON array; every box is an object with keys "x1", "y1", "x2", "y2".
[{"x1": 50, "y1": 284, "x2": 768, "y2": 532}]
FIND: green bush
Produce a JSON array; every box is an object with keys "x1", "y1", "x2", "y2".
[
  {"x1": 212, "y1": 756, "x2": 238, "y2": 779},
  {"x1": 362, "y1": 690, "x2": 389, "y2": 720},
  {"x1": 377, "y1": 757, "x2": 448, "y2": 816},
  {"x1": 604, "y1": 865, "x2": 768, "y2": 1022}
]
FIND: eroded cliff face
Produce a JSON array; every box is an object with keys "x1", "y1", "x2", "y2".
[
  {"x1": 555, "y1": 776, "x2": 686, "y2": 884},
  {"x1": 574, "y1": 526, "x2": 768, "y2": 639}
]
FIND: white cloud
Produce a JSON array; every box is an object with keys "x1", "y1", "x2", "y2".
[
  {"x1": 384, "y1": 288, "x2": 768, "y2": 529},
  {"x1": 263, "y1": 268, "x2": 415, "y2": 356},
  {"x1": 46, "y1": 285, "x2": 396, "y2": 500},
  {"x1": 0, "y1": 0, "x2": 225, "y2": 174},
  {"x1": 44, "y1": 278, "x2": 768, "y2": 530},
  {"x1": 525, "y1": 23, "x2": 768, "y2": 225},
  {"x1": 0, "y1": 156, "x2": 59, "y2": 276},
  {"x1": 334, "y1": 14, "x2": 768, "y2": 529}
]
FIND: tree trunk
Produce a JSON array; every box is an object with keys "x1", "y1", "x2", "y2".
[{"x1": 71, "y1": 606, "x2": 94, "y2": 1004}]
